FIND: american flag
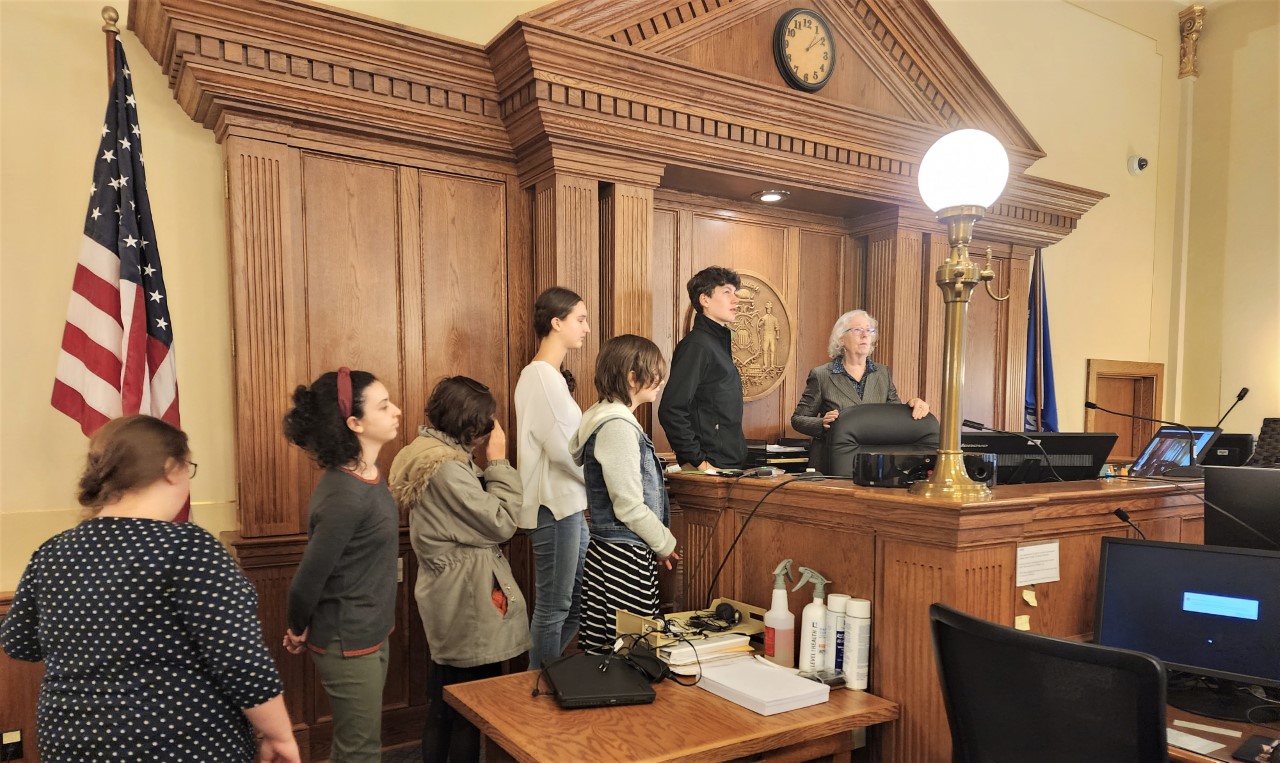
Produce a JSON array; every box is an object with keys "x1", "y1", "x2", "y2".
[{"x1": 52, "y1": 41, "x2": 183, "y2": 509}]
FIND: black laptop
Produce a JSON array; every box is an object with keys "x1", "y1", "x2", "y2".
[
  {"x1": 1130, "y1": 425, "x2": 1221, "y2": 477},
  {"x1": 543, "y1": 652, "x2": 656, "y2": 709}
]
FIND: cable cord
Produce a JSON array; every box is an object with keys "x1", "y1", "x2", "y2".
[{"x1": 702, "y1": 473, "x2": 831, "y2": 608}]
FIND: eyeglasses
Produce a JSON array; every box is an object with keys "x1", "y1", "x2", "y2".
[
  {"x1": 186, "y1": 461, "x2": 199, "y2": 479},
  {"x1": 846, "y1": 327, "x2": 877, "y2": 336}
]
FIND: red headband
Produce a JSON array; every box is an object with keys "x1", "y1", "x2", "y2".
[{"x1": 336, "y1": 367, "x2": 353, "y2": 419}]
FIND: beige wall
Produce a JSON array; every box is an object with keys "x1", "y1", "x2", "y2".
[
  {"x1": 1181, "y1": 0, "x2": 1280, "y2": 430},
  {"x1": 2, "y1": 0, "x2": 1275, "y2": 589}
]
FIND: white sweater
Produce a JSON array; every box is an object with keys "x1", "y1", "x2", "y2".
[{"x1": 513, "y1": 361, "x2": 587, "y2": 529}]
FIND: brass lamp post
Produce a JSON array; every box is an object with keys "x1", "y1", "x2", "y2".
[{"x1": 909, "y1": 129, "x2": 1010, "y2": 501}]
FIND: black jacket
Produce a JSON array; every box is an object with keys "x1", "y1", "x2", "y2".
[{"x1": 658, "y1": 313, "x2": 746, "y2": 469}]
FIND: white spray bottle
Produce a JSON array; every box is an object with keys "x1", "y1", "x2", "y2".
[
  {"x1": 763, "y1": 559, "x2": 795, "y2": 668},
  {"x1": 792, "y1": 566, "x2": 832, "y2": 676}
]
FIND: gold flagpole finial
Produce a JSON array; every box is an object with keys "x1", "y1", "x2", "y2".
[{"x1": 102, "y1": 6, "x2": 120, "y2": 34}]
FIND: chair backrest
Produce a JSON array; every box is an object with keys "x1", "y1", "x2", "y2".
[
  {"x1": 930, "y1": 603, "x2": 1168, "y2": 763},
  {"x1": 825, "y1": 403, "x2": 939, "y2": 478},
  {"x1": 1245, "y1": 417, "x2": 1280, "y2": 468}
]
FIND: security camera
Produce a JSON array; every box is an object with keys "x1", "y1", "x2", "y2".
[{"x1": 1128, "y1": 155, "x2": 1149, "y2": 176}]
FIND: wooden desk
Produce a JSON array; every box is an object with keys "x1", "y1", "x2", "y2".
[
  {"x1": 1168, "y1": 707, "x2": 1280, "y2": 762},
  {"x1": 666, "y1": 475, "x2": 1205, "y2": 762},
  {"x1": 445, "y1": 672, "x2": 899, "y2": 763}
]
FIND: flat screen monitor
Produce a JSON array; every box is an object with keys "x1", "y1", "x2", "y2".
[
  {"x1": 959, "y1": 432, "x2": 1116, "y2": 484},
  {"x1": 1130, "y1": 425, "x2": 1221, "y2": 477},
  {"x1": 1095, "y1": 537, "x2": 1280, "y2": 721},
  {"x1": 1203, "y1": 466, "x2": 1280, "y2": 551}
]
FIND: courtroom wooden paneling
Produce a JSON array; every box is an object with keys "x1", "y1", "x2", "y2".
[
  {"x1": 125, "y1": 0, "x2": 1115, "y2": 758},
  {"x1": 0, "y1": 593, "x2": 43, "y2": 763},
  {"x1": 1086, "y1": 359, "x2": 1165, "y2": 462}
]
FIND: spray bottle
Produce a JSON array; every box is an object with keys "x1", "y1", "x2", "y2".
[
  {"x1": 792, "y1": 566, "x2": 832, "y2": 675},
  {"x1": 763, "y1": 559, "x2": 795, "y2": 668}
]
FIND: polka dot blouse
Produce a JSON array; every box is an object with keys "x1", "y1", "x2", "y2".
[{"x1": 0, "y1": 517, "x2": 285, "y2": 762}]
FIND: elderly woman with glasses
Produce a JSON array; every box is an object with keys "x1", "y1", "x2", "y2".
[{"x1": 791, "y1": 310, "x2": 929, "y2": 473}]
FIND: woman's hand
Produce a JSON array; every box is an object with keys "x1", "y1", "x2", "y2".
[
  {"x1": 908, "y1": 398, "x2": 930, "y2": 420},
  {"x1": 821, "y1": 409, "x2": 840, "y2": 429},
  {"x1": 282, "y1": 627, "x2": 308, "y2": 655},
  {"x1": 658, "y1": 549, "x2": 681, "y2": 571},
  {"x1": 256, "y1": 735, "x2": 301, "y2": 763},
  {"x1": 485, "y1": 418, "x2": 507, "y2": 462}
]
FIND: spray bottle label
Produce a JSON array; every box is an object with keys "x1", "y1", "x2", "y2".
[{"x1": 764, "y1": 626, "x2": 776, "y2": 657}]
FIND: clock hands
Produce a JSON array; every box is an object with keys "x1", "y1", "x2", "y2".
[{"x1": 805, "y1": 29, "x2": 822, "y2": 52}]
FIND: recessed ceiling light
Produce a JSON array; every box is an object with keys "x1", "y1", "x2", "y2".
[{"x1": 751, "y1": 189, "x2": 790, "y2": 203}]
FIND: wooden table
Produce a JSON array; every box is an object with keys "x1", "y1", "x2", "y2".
[
  {"x1": 1168, "y1": 706, "x2": 1280, "y2": 762},
  {"x1": 445, "y1": 671, "x2": 899, "y2": 763}
]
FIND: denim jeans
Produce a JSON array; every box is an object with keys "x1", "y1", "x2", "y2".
[{"x1": 527, "y1": 506, "x2": 588, "y2": 669}]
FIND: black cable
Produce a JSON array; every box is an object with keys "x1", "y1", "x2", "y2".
[
  {"x1": 1114, "y1": 474, "x2": 1280, "y2": 550},
  {"x1": 702, "y1": 473, "x2": 831, "y2": 608},
  {"x1": 686, "y1": 470, "x2": 753, "y2": 588}
]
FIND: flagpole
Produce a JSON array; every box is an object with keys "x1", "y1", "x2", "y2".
[{"x1": 102, "y1": 6, "x2": 120, "y2": 90}]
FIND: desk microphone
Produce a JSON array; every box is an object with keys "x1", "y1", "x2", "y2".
[
  {"x1": 1085, "y1": 401, "x2": 1200, "y2": 476},
  {"x1": 1214, "y1": 387, "x2": 1249, "y2": 429},
  {"x1": 962, "y1": 419, "x2": 1065, "y2": 482},
  {"x1": 1112, "y1": 508, "x2": 1147, "y2": 540}
]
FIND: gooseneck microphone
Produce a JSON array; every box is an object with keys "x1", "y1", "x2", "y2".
[
  {"x1": 1085, "y1": 401, "x2": 1199, "y2": 471},
  {"x1": 1214, "y1": 387, "x2": 1249, "y2": 429},
  {"x1": 962, "y1": 419, "x2": 1065, "y2": 482},
  {"x1": 1112, "y1": 508, "x2": 1147, "y2": 540}
]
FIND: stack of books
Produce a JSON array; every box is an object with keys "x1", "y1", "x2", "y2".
[{"x1": 697, "y1": 659, "x2": 831, "y2": 716}]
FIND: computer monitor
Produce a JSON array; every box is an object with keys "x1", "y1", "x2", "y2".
[
  {"x1": 1130, "y1": 425, "x2": 1221, "y2": 477},
  {"x1": 959, "y1": 432, "x2": 1116, "y2": 484},
  {"x1": 1095, "y1": 537, "x2": 1280, "y2": 721},
  {"x1": 1203, "y1": 466, "x2": 1280, "y2": 551}
]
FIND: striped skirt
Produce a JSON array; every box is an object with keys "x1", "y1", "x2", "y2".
[{"x1": 577, "y1": 538, "x2": 659, "y2": 653}]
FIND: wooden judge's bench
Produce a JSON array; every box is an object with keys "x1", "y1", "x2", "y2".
[{"x1": 665, "y1": 474, "x2": 1205, "y2": 763}]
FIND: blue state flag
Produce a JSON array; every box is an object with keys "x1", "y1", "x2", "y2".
[{"x1": 1025, "y1": 253, "x2": 1058, "y2": 432}]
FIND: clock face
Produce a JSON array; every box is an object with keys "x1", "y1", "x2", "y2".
[{"x1": 774, "y1": 9, "x2": 836, "y2": 92}]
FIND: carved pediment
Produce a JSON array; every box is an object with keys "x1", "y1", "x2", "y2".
[{"x1": 526, "y1": 0, "x2": 1043, "y2": 158}]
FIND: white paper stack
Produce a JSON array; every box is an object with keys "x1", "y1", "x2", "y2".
[{"x1": 697, "y1": 659, "x2": 830, "y2": 716}]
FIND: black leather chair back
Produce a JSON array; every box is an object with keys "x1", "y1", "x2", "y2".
[{"x1": 824, "y1": 403, "x2": 939, "y2": 478}]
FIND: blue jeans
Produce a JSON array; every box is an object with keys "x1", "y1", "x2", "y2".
[{"x1": 528, "y1": 506, "x2": 588, "y2": 669}]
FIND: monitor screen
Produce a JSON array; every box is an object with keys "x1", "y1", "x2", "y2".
[
  {"x1": 959, "y1": 432, "x2": 1116, "y2": 484},
  {"x1": 1130, "y1": 425, "x2": 1220, "y2": 477},
  {"x1": 1095, "y1": 537, "x2": 1280, "y2": 721},
  {"x1": 1203, "y1": 466, "x2": 1280, "y2": 551}
]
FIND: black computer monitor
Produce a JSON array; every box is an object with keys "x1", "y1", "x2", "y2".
[
  {"x1": 1203, "y1": 466, "x2": 1280, "y2": 551},
  {"x1": 1130, "y1": 425, "x2": 1221, "y2": 477},
  {"x1": 1095, "y1": 537, "x2": 1280, "y2": 721},
  {"x1": 959, "y1": 432, "x2": 1116, "y2": 484}
]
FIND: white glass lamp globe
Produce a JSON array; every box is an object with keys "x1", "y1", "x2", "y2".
[{"x1": 917, "y1": 129, "x2": 1010, "y2": 212}]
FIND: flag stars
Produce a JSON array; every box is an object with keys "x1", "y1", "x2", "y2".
[
  {"x1": 149, "y1": 290, "x2": 164, "y2": 304},
  {"x1": 122, "y1": 65, "x2": 131, "y2": 79},
  {"x1": 109, "y1": 177, "x2": 122, "y2": 190},
  {"x1": 119, "y1": 137, "x2": 131, "y2": 151},
  {"x1": 141, "y1": 239, "x2": 150, "y2": 250},
  {"x1": 101, "y1": 149, "x2": 116, "y2": 163},
  {"x1": 142, "y1": 264, "x2": 156, "y2": 277},
  {"x1": 155, "y1": 317, "x2": 168, "y2": 331},
  {"x1": 101, "y1": 123, "x2": 109, "y2": 137},
  {"x1": 89, "y1": 182, "x2": 97, "y2": 196},
  {"x1": 131, "y1": 124, "x2": 141, "y2": 136},
  {"x1": 124, "y1": 235, "x2": 138, "y2": 248},
  {"x1": 91, "y1": 208, "x2": 102, "y2": 220},
  {"x1": 126, "y1": 94, "x2": 137, "y2": 107}
]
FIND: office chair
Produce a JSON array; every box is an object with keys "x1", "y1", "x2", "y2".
[
  {"x1": 1244, "y1": 417, "x2": 1280, "y2": 468},
  {"x1": 930, "y1": 603, "x2": 1168, "y2": 763},
  {"x1": 823, "y1": 403, "x2": 939, "y2": 477}
]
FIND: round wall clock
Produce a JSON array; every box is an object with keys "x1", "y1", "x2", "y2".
[{"x1": 773, "y1": 8, "x2": 836, "y2": 92}]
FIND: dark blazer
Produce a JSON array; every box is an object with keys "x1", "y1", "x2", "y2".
[{"x1": 791, "y1": 359, "x2": 902, "y2": 473}]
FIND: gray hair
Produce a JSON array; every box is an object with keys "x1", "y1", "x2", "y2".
[{"x1": 827, "y1": 310, "x2": 879, "y2": 359}]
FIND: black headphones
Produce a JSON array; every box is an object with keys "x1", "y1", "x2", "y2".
[{"x1": 714, "y1": 602, "x2": 741, "y2": 627}]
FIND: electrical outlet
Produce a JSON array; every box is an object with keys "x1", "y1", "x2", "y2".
[{"x1": 1, "y1": 729, "x2": 23, "y2": 761}]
